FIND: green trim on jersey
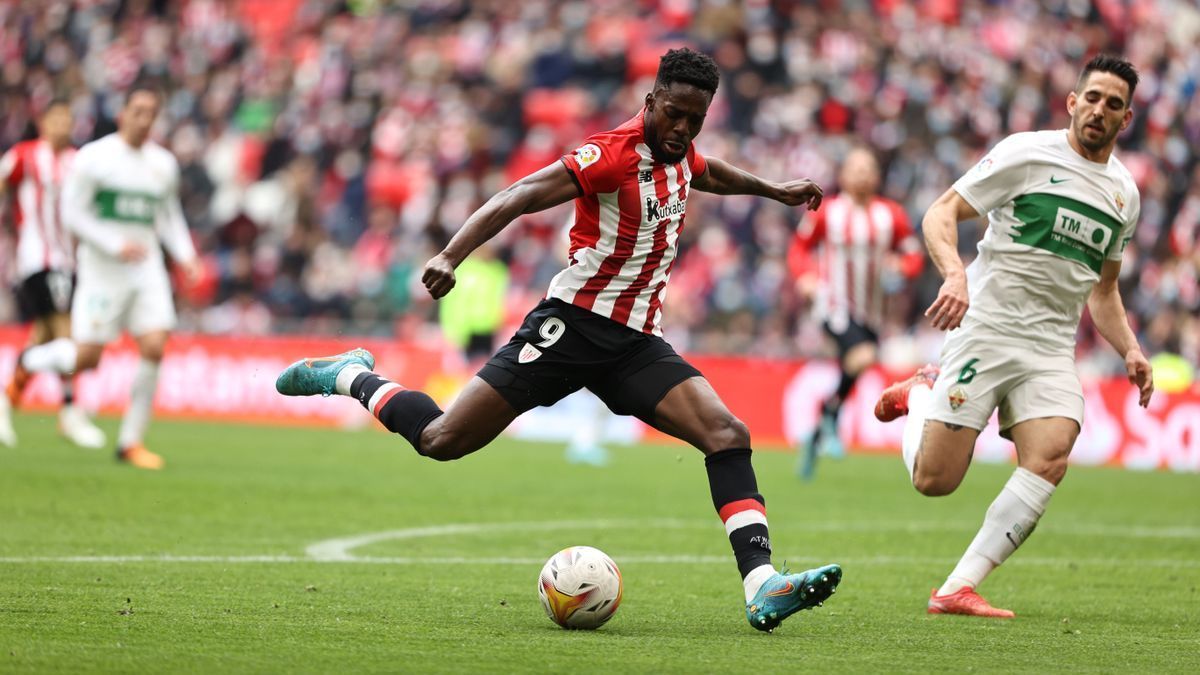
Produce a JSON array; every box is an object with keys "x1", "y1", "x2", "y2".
[
  {"x1": 94, "y1": 187, "x2": 161, "y2": 225},
  {"x1": 1011, "y1": 192, "x2": 1123, "y2": 274}
]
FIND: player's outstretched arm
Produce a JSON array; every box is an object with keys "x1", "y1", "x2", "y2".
[
  {"x1": 1088, "y1": 259, "x2": 1153, "y2": 407},
  {"x1": 692, "y1": 156, "x2": 822, "y2": 210},
  {"x1": 423, "y1": 162, "x2": 581, "y2": 299},
  {"x1": 921, "y1": 188, "x2": 979, "y2": 331}
]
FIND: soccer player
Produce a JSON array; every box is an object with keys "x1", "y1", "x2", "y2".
[
  {"x1": 787, "y1": 147, "x2": 923, "y2": 478},
  {"x1": 12, "y1": 84, "x2": 200, "y2": 470},
  {"x1": 0, "y1": 100, "x2": 104, "y2": 449},
  {"x1": 874, "y1": 54, "x2": 1154, "y2": 617},
  {"x1": 278, "y1": 48, "x2": 843, "y2": 632}
]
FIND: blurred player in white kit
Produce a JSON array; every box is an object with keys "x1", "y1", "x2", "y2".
[{"x1": 4, "y1": 83, "x2": 200, "y2": 469}]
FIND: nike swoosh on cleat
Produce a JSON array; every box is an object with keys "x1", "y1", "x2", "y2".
[{"x1": 765, "y1": 581, "x2": 795, "y2": 597}]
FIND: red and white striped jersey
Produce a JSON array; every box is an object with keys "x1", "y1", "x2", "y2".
[
  {"x1": 788, "y1": 194, "x2": 923, "y2": 329},
  {"x1": 0, "y1": 139, "x2": 76, "y2": 280},
  {"x1": 548, "y1": 110, "x2": 707, "y2": 336}
]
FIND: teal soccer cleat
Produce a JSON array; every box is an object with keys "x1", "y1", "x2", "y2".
[
  {"x1": 275, "y1": 348, "x2": 375, "y2": 397},
  {"x1": 746, "y1": 564, "x2": 842, "y2": 632}
]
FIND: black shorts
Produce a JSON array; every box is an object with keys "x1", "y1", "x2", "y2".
[
  {"x1": 15, "y1": 270, "x2": 74, "y2": 322},
  {"x1": 824, "y1": 318, "x2": 878, "y2": 359},
  {"x1": 478, "y1": 298, "x2": 702, "y2": 422}
]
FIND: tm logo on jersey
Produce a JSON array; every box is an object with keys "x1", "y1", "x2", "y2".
[
  {"x1": 645, "y1": 197, "x2": 687, "y2": 222},
  {"x1": 1053, "y1": 207, "x2": 1112, "y2": 253}
]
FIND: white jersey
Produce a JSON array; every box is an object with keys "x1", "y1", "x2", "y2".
[
  {"x1": 951, "y1": 130, "x2": 1140, "y2": 353},
  {"x1": 0, "y1": 139, "x2": 77, "y2": 279},
  {"x1": 62, "y1": 134, "x2": 196, "y2": 278}
]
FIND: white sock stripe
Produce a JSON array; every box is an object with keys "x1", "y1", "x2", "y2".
[
  {"x1": 367, "y1": 383, "x2": 401, "y2": 413},
  {"x1": 724, "y1": 510, "x2": 768, "y2": 536}
]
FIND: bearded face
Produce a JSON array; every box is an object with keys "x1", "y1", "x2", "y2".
[{"x1": 1068, "y1": 71, "x2": 1132, "y2": 155}]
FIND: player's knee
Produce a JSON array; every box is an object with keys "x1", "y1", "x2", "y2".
[
  {"x1": 1022, "y1": 454, "x2": 1069, "y2": 486},
  {"x1": 419, "y1": 427, "x2": 474, "y2": 462},
  {"x1": 139, "y1": 343, "x2": 166, "y2": 362},
  {"x1": 912, "y1": 463, "x2": 962, "y2": 497},
  {"x1": 700, "y1": 415, "x2": 750, "y2": 454}
]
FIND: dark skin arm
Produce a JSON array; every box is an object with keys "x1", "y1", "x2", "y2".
[
  {"x1": 691, "y1": 156, "x2": 824, "y2": 209},
  {"x1": 422, "y1": 162, "x2": 580, "y2": 299}
]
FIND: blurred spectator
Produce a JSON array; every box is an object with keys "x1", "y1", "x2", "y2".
[{"x1": 0, "y1": 0, "x2": 1197, "y2": 376}]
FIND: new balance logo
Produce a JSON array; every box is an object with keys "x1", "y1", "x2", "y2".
[{"x1": 638, "y1": 170, "x2": 654, "y2": 183}]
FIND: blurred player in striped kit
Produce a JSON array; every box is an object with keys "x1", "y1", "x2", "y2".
[
  {"x1": 788, "y1": 147, "x2": 923, "y2": 478},
  {"x1": 0, "y1": 100, "x2": 105, "y2": 449}
]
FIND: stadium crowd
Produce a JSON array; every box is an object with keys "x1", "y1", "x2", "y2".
[{"x1": 1, "y1": 0, "x2": 1197, "y2": 376}]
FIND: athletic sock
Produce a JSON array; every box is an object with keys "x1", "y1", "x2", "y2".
[
  {"x1": 118, "y1": 358, "x2": 160, "y2": 448},
  {"x1": 704, "y1": 448, "x2": 776, "y2": 601},
  {"x1": 335, "y1": 363, "x2": 368, "y2": 396},
  {"x1": 901, "y1": 383, "x2": 932, "y2": 480},
  {"x1": 60, "y1": 376, "x2": 74, "y2": 406},
  {"x1": 20, "y1": 338, "x2": 77, "y2": 375},
  {"x1": 938, "y1": 467, "x2": 1056, "y2": 596},
  {"x1": 350, "y1": 372, "x2": 444, "y2": 453}
]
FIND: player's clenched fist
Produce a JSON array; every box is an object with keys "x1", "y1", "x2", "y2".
[
  {"x1": 775, "y1": 179, "x2": 823, "y2": 210},
  {"x1": 422, "y1": 253, "x2": 457, "y2": 299},
  {"x1": 925, "y1": 273, "x2": 969, "y2": 331}
]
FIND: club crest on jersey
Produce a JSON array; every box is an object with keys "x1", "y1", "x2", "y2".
[
  {"x1": 573, "y1": 144, "x2": 601, "y2": 170},
  {"x1": 1114, "y1": 192, "x2": 1125, "y2": 212},
  {"x1": 518, "y1": 343, "x2": 543, "y2": 364},
  {"x1": 948, "y1": 386, "x2": 968, "y2": 410}
]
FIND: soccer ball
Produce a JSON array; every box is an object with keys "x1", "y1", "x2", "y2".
[{"x1": 537, "y1": 546, "x2": 623, "y2": 629}]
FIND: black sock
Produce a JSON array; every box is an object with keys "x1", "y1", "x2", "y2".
[
  {"x1": 61, "y1": 378, "x2": 74, "y2": 406},
  {"x1": 823, "y1": 370, "x2": 858, "y2": 418},
  {"x1": 350, "y1": 373, "x2": 444, "y2": 454},
  {"x1": 705, "y1": 448, "x2": 772, "y2": 578}
]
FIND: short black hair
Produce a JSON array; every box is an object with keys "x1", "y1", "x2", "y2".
[
  {"x1": 655, "y1": 47, "x2": 719, "y2": 95},
  {"x1": 41, "y1": 98, "x2": 71, "y2": 115},
  {"x1": 1077, "y1": 54, "x2": 1139, "y2": 104},
  {"x1": 125, "y1": 79, "x2": 165, "y2": 105}
]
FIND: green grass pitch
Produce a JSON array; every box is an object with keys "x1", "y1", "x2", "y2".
[{"x1": 1, "y1": 414, "x2": 1198, "y2": 673}]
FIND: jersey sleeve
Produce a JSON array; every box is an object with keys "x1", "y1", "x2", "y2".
[
  {"x1": 0, "y1": 145, "x2": 23, "y2": 188},
  {"x1": 560, "y1": 133, "x2": 625, "y2": 196},
  {"x1": 887, "y1": 200, "x2": 925, "y2": 278},
  {"x1": 952, "y1": 134, "x2": 1031, "y2": 216},
  {"x1": 687, "y1": 146, "x2": 708, "y2": 180},
  {"x1": 1108, "y1": 186, "x2": 1140, "y2": 262},
  {"x1": 156, "y1": 155, "x2": 197, "y2": 264}
]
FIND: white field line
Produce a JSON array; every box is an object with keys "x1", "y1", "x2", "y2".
[
  {"x1": 0, "y1": 518, "x2": 1196, "y2": 567},
  {"x1": 304, "y1": 519, "x2": 1200, "y2": 561},
  {"x1": 0, "y1": 554, "x2": 1197, "y2": 568}
]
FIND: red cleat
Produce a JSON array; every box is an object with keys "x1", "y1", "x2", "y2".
[
  {"x1": 874, "y1": 364, "x2": 939, "y2": 422},
  {"x1": 927, "y1": 587, "x2": 1015, "y2": 618}
]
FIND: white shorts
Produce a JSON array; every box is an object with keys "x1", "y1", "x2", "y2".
[
  {"x1": 927, "y1": 329, "x2": 1084, "y2": 437},
  {"x1": 72, "y1": 265, "x2": 177, "y2": 344}
]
